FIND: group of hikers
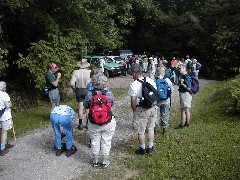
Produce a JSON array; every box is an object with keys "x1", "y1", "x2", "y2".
[{"x1": 0, "y1": 55, "x2": 201, "y2": 169}]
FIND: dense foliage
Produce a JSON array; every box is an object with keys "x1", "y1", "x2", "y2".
[{"x1": 0, "y1": 0, "x2": 239, "y2": 87}]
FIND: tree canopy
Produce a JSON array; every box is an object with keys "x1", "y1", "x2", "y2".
[{"x1": 0, "y1": 0, "x2": 239, "y2": 89}]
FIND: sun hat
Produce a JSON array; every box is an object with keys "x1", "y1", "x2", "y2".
[
  {"x1": 76, "y1": 59, "x2": 90, "y2": 69},
  {"x1": 49, "y1": 63, "x2": 59, "y2": 69},
  {"x1": 91, "y1": 73, "x2": 107, "y2": 89},
  {"x1": 0, "y1": 81, "x2": 6, "y2": 91}
]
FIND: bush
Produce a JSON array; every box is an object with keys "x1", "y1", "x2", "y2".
[{"x1": 217, "y1": 74, "x2": 240, "y2": 114}]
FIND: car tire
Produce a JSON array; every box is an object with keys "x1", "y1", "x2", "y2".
[{"x1": 104, "y1": 70, "x2": 110, "y2": 78}]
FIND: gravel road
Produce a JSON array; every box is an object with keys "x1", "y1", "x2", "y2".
[{"x1": 0, "y1": 74, "x2": 214, "y2": 180}]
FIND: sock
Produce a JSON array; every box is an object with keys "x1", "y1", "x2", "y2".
[
  {"x1": 102, "y1": 155, "x2": 109, "y2": 164},
  {"x1": 148, "y1": 141, "x2": 153, "y2": 148},
  {"x1": 79, "y1": 119, "x2": 82, "y2": 125},
  {"x1": 0, "y1": 144, "x2": 5, "y2": 150},
  {"x1": 140, "y1": 144, "x2": 145, "y2": 149}
]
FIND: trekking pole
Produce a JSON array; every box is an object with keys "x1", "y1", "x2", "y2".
[{"x1": 12, "y1": 120, "x2": 16, "y2": 142}]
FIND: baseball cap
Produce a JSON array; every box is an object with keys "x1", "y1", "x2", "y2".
[{"x1": 49, "y1": 63, "x2": 59, "y2": 69}]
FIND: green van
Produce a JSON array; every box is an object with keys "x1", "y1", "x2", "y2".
[{"x1": 83, "y1": 55, "x2": 123, "y2": 78}]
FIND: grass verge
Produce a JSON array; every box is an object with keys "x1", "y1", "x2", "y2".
[{"x1": 120, "y1": 81, "x2": 240, "y2": 179}]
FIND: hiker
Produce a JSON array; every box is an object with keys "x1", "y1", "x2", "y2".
[
  {"x1": 83, "y1": 73, "x2": 116, "y2": 168},
  {"x1": 155, "y1": 68, "x2": 173, "y2": 135},
  {"x1": 149, "y1": 57, "x2": 155, "y2": 79},
  {"x1": 70, "y1": 59, "x2": 91, "y2": 130},
  {"x1": 50, "y1": 105, "x2": 77, "y2": 157},
  {"x1": 0, "y1": 81, "x2": 14, "y2": 156},
  {"x1": 99, "y1": 58, "x2": 105, "y2": 73},
  {"x1": 128, "y1": 64, "x2": 157, "y2": 155},
  {"x1": 45, "y1": 63, "x2": 61, "y2": 110},
  {"x1": 175, "y1": 64, "x2": 192, "y2": 129}
]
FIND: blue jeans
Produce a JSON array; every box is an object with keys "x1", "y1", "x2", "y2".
[
  {"x1": 156, "y1": 103, "x2": 170, "y2": 129},
  {"x1": 50, "y1": 114, "x2": 73, "y2": 149}
]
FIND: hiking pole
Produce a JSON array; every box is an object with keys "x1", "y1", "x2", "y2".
[{"x1": 12, "y1": 120, "x2": 16, "y2": 142}]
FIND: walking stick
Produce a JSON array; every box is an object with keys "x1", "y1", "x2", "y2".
[{"x1": 12, "y1": 120, "x2": 16, "y2": 141}]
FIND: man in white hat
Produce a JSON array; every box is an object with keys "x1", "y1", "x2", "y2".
[{"x1": 70, "y1": 59, "x2": 91, "y2": 130}]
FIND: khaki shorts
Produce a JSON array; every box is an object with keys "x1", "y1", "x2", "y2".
[
  {"x1": 134, "y1": 106, "x2": 156, "y2": 134},
  {"x1": 179, "y1": 92, "x2": 192, "y2": 108},
  {"x1": 0, "y1": 119, "x2": 13, "y2": 130}
]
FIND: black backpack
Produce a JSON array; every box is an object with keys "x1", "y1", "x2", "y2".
[{"x1": 137, "y1": 77, "x2": 159, "y2": 108}]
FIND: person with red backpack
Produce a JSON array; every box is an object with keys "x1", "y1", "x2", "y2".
[{"x1": 83, "y1": 73, "x2": 116, "y2": 168}]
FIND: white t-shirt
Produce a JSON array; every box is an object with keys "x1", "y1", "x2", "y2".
[
  {"x1": 128, "y1": 77, "x2": 157, "y2": 106},
  {"x1": 0, "y1": 91, "x2": 12, "y2": 122}
]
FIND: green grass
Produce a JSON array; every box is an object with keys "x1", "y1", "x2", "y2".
[
  {"x1": 8, "y1": 88, "x2": 127, "y2": 138},
  {"x1": 121, "y1": 82, "x2": 240, "y2": 179}
]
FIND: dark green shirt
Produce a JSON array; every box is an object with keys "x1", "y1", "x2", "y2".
[
  {"x1": 178, "y1": 74, "x2": 192, "y2": 93},
  {"x1": 45, "y1": 71, "x2": 57, "y2": 90}
]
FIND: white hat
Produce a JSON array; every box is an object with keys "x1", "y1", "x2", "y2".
[{"x1": 0, "y1": 81, "x2": 6, "y2": 91}]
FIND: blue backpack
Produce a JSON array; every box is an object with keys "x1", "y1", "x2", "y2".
[{"x1": 155, "y1": 78, "x2": 171, "y2": 100}]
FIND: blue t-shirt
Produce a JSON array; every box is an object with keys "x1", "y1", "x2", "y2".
[{"x1": 178, "y1": 74, "x2": 192, "y2": 93}]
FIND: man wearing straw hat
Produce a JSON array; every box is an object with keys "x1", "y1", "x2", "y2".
[
  {"x1": 70, "y1": 59, "x2": 91, "y2": 130},
  {"x1": 0, "y1": 81, "x2": 14, "y2": 156}
]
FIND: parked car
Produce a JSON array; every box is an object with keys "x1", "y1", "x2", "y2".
[
  {"x1": 83, "y1": 55, "x2": 123, "y2": 78},
  {"x1": 119, "y1": 50, "x2": 133, "y2": 60},
  {"x1": 107, "y1": 56, "x2": 127, "y2": 76}
]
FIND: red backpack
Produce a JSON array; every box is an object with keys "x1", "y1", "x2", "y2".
[{"x1": 89, "y1": 90, "x2": 112, "y2": 125}]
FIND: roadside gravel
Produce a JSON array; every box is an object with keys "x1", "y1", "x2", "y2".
[{"x1": 0, "y1": 74, "x2": 214, "y2": 180}]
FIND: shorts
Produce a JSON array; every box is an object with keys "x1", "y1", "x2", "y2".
[
  {"x1": 76, "y1": 88, "x2": 88, "y2": 102},
  {"x1": 49, "y1": 88, "x2": 60, "y2": 103},
  {"x1": 179, "y1": 92, "x2": 192, "y2": 108},
  {"x1": 0, "y1": 119, "x2": 13, "y2": 130},
  {"x1": 134, "y1": 106, "x2": 156, "y2": 134}
]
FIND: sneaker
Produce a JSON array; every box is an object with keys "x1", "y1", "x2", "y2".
[
  {"x1": 102, "y1": 160, "x2": 110, "y2": 169},
  {"x1": 146, "y1": 147, "x2": 154, "y2": 155},
  {"x1": 93, "y1": 161, "x2": 99, "y2": 167},
  {"x1": 185, "y1": 123, "x2": 190, "y2": 127},
  {"x1": 0, "y1": 148, "x2": 9, "y2": 156},
  {"x1": 135, "y1": 147, "x2": 146, "y2": 155},
  {"x1": 66, "y1": 147, "x2": 77, "y2": 157},
  {"x1": 5, "y1": 143, "x2": 14, "y2": 149},
  {"x1": 174, "y1": 124, "x2": 185, "y2": 129},
  {"x1": 56, "y1": 148, "x2": 64, "y2": 156}
]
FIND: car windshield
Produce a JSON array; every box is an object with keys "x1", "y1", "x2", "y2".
[
  {"x1": 105, "y1": 58, "x2": 113, "y2": 63},
  {"x1": 114, "y1": 57, "x2": 124, "y2": 62}
]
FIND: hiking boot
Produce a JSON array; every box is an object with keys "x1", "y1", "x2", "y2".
[
  {"x1": 162, "y1": 128, "x2": 168, "y2": 135},
  {"x1": 5, "y1": 143, "x2": 14, "y2": 149},
  {"x1": 174, "y1": 124, "x2": 185, "y2": 129},
  {"x1": 93, "y1": 161, "x2": 99, "y2": 167},
  {"x1": 135, "y1": 147, "x2": 146, "y2": 155},
  {"x1": 146, "y1": 147, "x2": 154, "y2": 155},
  {"x1": 185, "y1": 123, "x2": 190, "y2": 127},
  {"x1": 0, "y1": 148, "x2": 9, "y2": 156},
  {"x1": 102, "y1": 160, "x2": 110, "y2": 169},
  {"x1": 66, "y1": 148, "x2": 77, "y2": 157},
  {"x1": 56, "y1": 148, "x2": 64, "y2": 156}
]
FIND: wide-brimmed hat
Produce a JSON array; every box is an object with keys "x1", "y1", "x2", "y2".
[{"x1": 76, "y1": 59, "x2": 90, "y2": 68}]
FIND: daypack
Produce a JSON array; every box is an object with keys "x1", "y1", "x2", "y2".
[
  {"x1": 89, "y1": 90, "x2": 112, "y2": 125},
  {"x1": 155, "y1": 78, "x2": 171, "y2": 100},
  {"x1": 137, "y1": 77, "x2": 159, "y2": 108},
  {"x1": 196, "y1": 62, "x2": 201, "y2": 70},
  {"x1": 189, "y1": 76, "x2": 199, "y2": 94}
]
